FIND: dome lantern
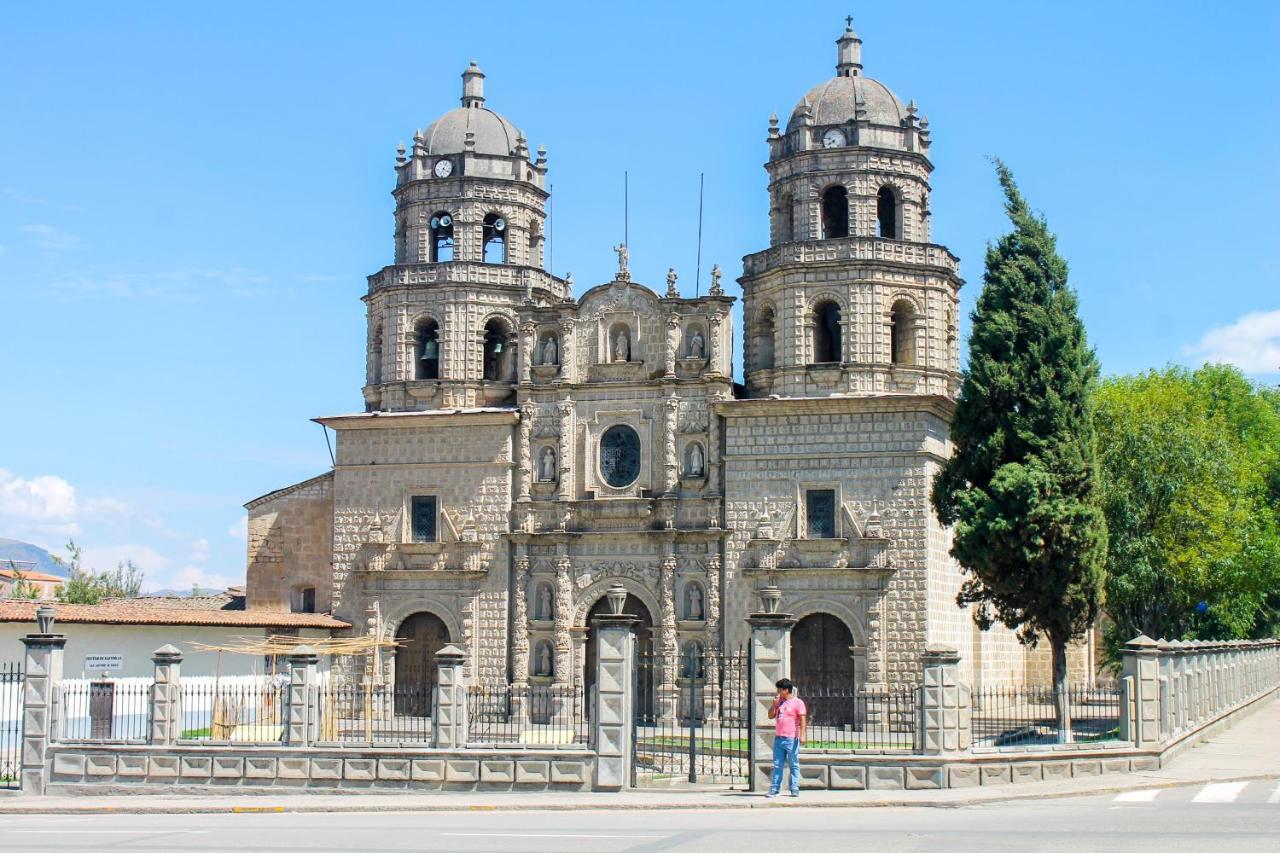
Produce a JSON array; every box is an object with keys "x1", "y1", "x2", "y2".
[
  {"x1": 462, "y1": 61, "x2": 485, "y2": 108},
  {"x1": 836, "y1": 18, "x2": 862, "y2": 77}
]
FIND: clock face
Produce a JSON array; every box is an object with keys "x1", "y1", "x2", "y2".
[
  {"x1": 822, "y1": 129, "x2": 845, "y2": 149},
  {"x1": 433, "y1": 159, "x2": 453, "y2": 178}
]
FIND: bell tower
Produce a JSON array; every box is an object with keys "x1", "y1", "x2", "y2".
[
  {"x1": 362, "y1": 62, "x2": 569, "y2": 412},
  {"x1": 739, "y1": 23, "x2": 961, "y2": 400}
]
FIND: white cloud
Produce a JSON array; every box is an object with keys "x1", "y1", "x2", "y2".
[
  {"x1": 0, "y1": 468, "x2": 77, "y2": 522},
  {"x1": 157, "y1": 564, "x2": 242, "y2": 594},
  {"x1": 227, "y1": 517, "x2": 248, "y2": 540},
  {"x1": 1184, "y1": 310, "x2": 1280, "y2": 376},
  {"x1": 20, "y1": 223, "x2": 80, "y2": 254},
  {"x1": 79, "y1": 544, "x2": 170, "y2": 575},
  {"x1": 188, "y1": 538, "x2": 211, "y2": 564},
  {"x1": 41, "y1": 267, "x2": 267, "y2": 302}
]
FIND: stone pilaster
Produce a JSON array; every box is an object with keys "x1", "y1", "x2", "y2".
[
  {"x1": 748, "y1": 609, "x2": 795, "y2": 793},
  {"x1": 20, "y1": 633, "x2": 65, "y2": 795},
  {"x1": 517, "y1": 403, "x2": 534, "y2": 500},
  {"x1": 433, "y1": 644, "x2": 469, "y2": 749},
  {"x1": 553, "y1": 555, "x2": 574, "y2": 685},
  {"x1": 285, "y1": 646, "x2": 319, "y2": 746},
  {"x1": 557, "y1": 399, "x2": 574, "y2": 502},
  {"x1": 150, "y1": 645, "x2": 183, "y2": 746},
  {"x1": 708, "y1": 314, "x2": 723, "y2": 376},
  {"x1": 591, "y1": 612, "x2": 639, "y2": 791},
  {"x1": 559, "y1": 320, "x2": 575, "y2": 384},
  {"x1": 918, "y1": 647, "x2": 970, "y2": 755},
  {"x1": 519, "y1": 322, "x2": 535, "y2": 384},
  {"x1": 664, "y1": 315, "x2": 679, "y2": 377},
  {"x1": 658, "y1": 554, "x2": 679, "y2": 720},
  {"x1": 512, "y1": 553, "x2": 531, "y2": 685},
  {"x1": 662, "y1": 394, "x2": 679, "y2": 494}
]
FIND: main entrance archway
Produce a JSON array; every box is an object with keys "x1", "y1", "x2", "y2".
[
  {"x1": 583, "y1": 592, "x2": 653, "y2": 706},
  {"x1": 394, "y1": 611, "x2": 450, "y2": 716},
  {"x1": 791, "y1": 612, "x2": 855, "y2": 689}
]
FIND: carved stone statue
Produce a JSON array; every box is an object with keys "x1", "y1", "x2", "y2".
[
  {"x1": 537, "y1": 642, "x2": 553, "y2": 676},
  {"x1": 687, "y1": 442, "x2": 704, "y2": 476},
  {"x1": 666, "y1": 267, "x2": 679, "y2": 298},
  {"x1": 612, "y1": 328, "x2": 630, "y2": 362},
  {"x1": 709, "y1": 263, "x2": 724, "y2": 296},
  {"x1": 539, "y1": 446, "x2": 557, "y2": 481},
  {"x1": 542, "y1": 335, "x2": 557, "y2": 365},
  {"x1": 538, "y1": 584, "x2": 553, "y2": 620},
  {"x1": 689, "y1": 329, "x2": 705, "y2": 359},
  {"x1": 612, "y1": 243, "x2": 629, "y2": 277},
  {"x1": 687, "y1": 584, "x2": 704, "y2": 620}
]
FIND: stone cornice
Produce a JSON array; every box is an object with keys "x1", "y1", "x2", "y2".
[
  {"x1": 314, "y1": 409, "x2": 518, "y2": 430},
  {"x1": 715, "y1": 393, "x2": 955, "y2": 421}
]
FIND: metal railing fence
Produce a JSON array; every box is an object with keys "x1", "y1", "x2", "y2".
[{"x1": 467, "y1": 683, "x2": 586, "y2": 745}]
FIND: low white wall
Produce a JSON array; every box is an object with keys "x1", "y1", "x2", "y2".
[{"x1": 1, "y1": 624, "x2": 331, "y2": 678}]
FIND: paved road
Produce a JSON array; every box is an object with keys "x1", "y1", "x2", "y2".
[{"x1": 1, "y1": 781, "x2": 1278, "y2": 852}]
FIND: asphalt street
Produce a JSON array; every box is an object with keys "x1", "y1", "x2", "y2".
[{"x1": 0, "y1": 780, "x2": 1277, "y2": 852}]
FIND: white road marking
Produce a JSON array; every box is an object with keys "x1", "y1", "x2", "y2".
[
  {"x1": 1114, "y1": 789, "x2": 1161, "y2": 802},
  {"x1": 441, "y1": 833, "x2": 664, "y2": 839},
  {"x1": 8, "y1": 830, "x2": 209, "y2": 835},
  {"x1": 1268, "y1": 784, "x2": 1280, "y2": 804},
  {"x1": 1192, "y1": 782, "x2": 1249, "y2": 803}
]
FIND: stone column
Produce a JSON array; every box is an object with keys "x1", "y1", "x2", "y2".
[
  {"x1": 918, "y1": 647, "x2": 971, "y2": 755},
  {"x1": 708, "y1": 314, "x2": 723, "y2": 376},
  {"x1": 20, "y1": 631, "x2": 65, "y2": 795},
  {"x1": 512, "y1": 553, "x2": 531, "y2": 686},
  {"x1": 433, "y1": 644, "x2": 469, "y2": 749},
  {"x1": 664, "y1": 315, "x2": 680, "y2": 377},
  {"x1": 658, "y1": 554, "x2": 679, "y2": 721},
  {"x1": 150, "y1": 645, "x2": 183, "y2": 746},
  {"x1": 704, "y1": 555, "x2": 723, "y2": 721},
  {"x1": 519, "y1": 321, "x2": 535, "y2": 384},
  {"x1": 553, "y1": 555, "x2": 574, "y2": 686},
  {"x1": 559, "y1": 320, "x2": 575, "y2": 384},
  {"x1": 557, "y1": 399, "x2": 574, "y2": 502},
  {"x1": 592, "y1": 587, "x2": 639, "y2": 791},
  {"x1": 748, "y1": 587, "x2": 795, "y2": 793},
  {"x1": 1120, "y1": 635, "x2": 1160, "y2": 747},
  {"x1": 662, "y1": 394, "x2": 679, "y2": 495},
  {"x1": 285, "y1": 645, "x2": 319, "y2": 746},
  {"x1": 517, "y1": 403, "x2": 534, "y2": 501}
]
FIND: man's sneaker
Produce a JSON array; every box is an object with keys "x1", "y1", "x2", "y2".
[
  {"x1": 790, "y1": 792, "x2": 800, "y2": 798},
  {"x1": 766, "y1": 791, "x2": 779, "y2": 798}
]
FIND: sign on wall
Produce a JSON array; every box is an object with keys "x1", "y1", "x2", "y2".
[{"x1": 83, "y1": 654, "x2": 124, "y2": 672}]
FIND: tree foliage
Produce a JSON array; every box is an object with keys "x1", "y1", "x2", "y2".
[
  {"x1": 932, "y1": 161, "x2": 1108, "y2": 723},
  {"x1": 1095, "y1": 364, "x2": 1280, "y2": 652},
  {"x1": 4, "y1": 560, "x2": 43, "y2": 600},
  {"x1": 51, "y1": 540, "x2": 145, "y2": 605}
]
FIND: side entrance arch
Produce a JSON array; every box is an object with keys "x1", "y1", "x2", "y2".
[
  {"x1": 790, "y1": 612, "x2": 856, "y2": 689},
  {"x1": 394, "y1": 611, "x2": 450, "y2": 716},
  {"x1": 583, "y1": 592, "x2": 654, "y2": 712}
]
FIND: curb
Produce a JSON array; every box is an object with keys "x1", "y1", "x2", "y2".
[{"x1": 0, "y1": 773, "x2": 1276, "y2": 814}]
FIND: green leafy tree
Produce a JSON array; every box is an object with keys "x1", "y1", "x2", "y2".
[
  {"x1": 932, "y1": 161, "x2": 1108, "y2": 738},
  {"x1": 5, "y1": 560, "x2": 43, "y2": 600},
  {"x1": 52, "y1": 540, "x2": 145, "y2": 605},
  {"x1": 1095, "y1": 365, "x2": 1280, "y2": 653}
]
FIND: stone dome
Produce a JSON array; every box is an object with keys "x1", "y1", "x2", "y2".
[
  {"x1": 421, "y1": 106, "x2": 522, "y2": 157},
  {"x1": 420, "y1": 61, "x2": 524, "y2": 157},
  {"x1": 788, "y1": 74, "x2": 907, "y2": 131}
]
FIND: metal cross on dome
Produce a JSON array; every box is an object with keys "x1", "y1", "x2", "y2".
[{"x1": 846, "y1": 15, "x2": 853, "y2": 29}]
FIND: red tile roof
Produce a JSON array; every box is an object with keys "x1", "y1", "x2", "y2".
[
  {"x1": 0, "y1": 568, "x2": 65, "y2": 584},
  {"x1": 0, "y1": 598, "x2": 348, "y2": 629}
]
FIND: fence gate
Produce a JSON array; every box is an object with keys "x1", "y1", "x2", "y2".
[
  {"x1": 1, "y1": 662, "x2": 22, "y2": 789},
  {"x1": 632, "y1": 645, "x2": 751, "y2": 788}
]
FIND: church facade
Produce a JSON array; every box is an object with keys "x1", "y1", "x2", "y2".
[{"x1": 245, "y1": 25, "x2": 1048, "y2": 697}]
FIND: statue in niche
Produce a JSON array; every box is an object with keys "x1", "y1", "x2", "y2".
[
  {"x1": 687, "y1": 443, "x2": 704, "y2": 477},
  {"x1": 537, "y1": 584, "x2": 554, "y2": 620},
  {"x1": 688, "y1": 328, "x2": 705, "y2": 359},
  {"x1": 542, "y1": 335, "x2": 558, "y2": 365},
  {"x1": 539, "y1": 446, "x2": 557, "y2": 481},
  {"x1": 687, "y1": 584, "x2": 704, "y2": 620},
  {"x1": 612, "y1": 328, "x2": 630, "y2": 362},
  {"x1": 537, "y1": 643, "x2": 553, "y2": 676}
]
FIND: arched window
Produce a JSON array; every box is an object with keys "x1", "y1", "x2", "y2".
[
  {"x1": 415, "y1": 319, "x2": 440, "y2": 380},
  {"x1": 371, "y1": 324, "x2": 383, "y2": 385},
  {"x1": 890, "y1": 299, "x2": 917, "y2": 365},
  {"x1": 754, "y1": 307, "x2": 776, "y2": 370},
  {"x1": 482, "y1": 318, "x2": 512, "y2": 381},
  {"x1": 813, "y1": 300, "x2": 842, "y2": 363},
  {"x1": 429, "y1": 212, "x2": 454, "y2": 262},
  {"x1": 877, "y1": 186, "x2": 899, "y2": 239},
  {"x1": 821, "y1": 185, "x2": 849, "y2": 239},
  {"x1": 779, "y1": 192, "x2": 795, "y2": 242},
  {"x1": 482, "y1": 212, "x2": 507, "y2": 264}
]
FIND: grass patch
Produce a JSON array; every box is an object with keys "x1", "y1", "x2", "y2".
[{"x1": 181, "y1": 727, "x2": 211, "y2": 739}]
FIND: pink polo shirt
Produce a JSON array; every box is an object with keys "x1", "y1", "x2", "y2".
[{"x1": 775, "y1": 696, "x2": 807, "y2": 738}]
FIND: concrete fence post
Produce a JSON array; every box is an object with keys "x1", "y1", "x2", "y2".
[
  {"x1": 20, "y1": 630, "x2": 66, "y2": 795},
  {"x1": 149, "y1": 645, "x2": 183, "y2": 746},
  {"x1": 1120, "y1": 635, "x2": 1160, "y2": 747},
  {"x1": 285, "y1": 646, "x2": 319, "y2": 746},
  {"x1": 747, "y1": 587, "x2": 795, "y2": 793},
  {"x1": 433, "y1": 644, "x2": 468, "y2": 749},
  {"x1": 918, "y1": 647, "x2": 970, "y2": 754},
  {"x1": 591, "y1": 588, "x2": 639, "y2": 791}
]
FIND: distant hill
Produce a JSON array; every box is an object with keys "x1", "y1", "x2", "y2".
[{"x1": 0, "y1": 538, "x2": 66, "y2": 577}]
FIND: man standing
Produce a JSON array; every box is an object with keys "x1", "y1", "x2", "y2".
[{"x1": 766, "y1": 678, "x2": 806, "y2": 797}]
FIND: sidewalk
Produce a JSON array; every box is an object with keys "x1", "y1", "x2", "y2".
[{"x1": 2, "y1": 696, "x2": 1276, "y2": 814}]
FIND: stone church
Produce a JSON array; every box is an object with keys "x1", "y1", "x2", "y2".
[{"x1": 245, "y1": 24, "x2": 1046, "y2": 699}]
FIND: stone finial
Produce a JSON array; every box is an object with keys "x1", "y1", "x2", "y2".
[
  {"x1": 464, "y1": 130, "x2": 476, "y2": 151},
  {"x1": 461, "y1": 60, "x2": 485, "y2": 107},
  {"x1": 768, "y1": 112, "x2": 780, "y2": 139},
  {"x1": 666, "y1": 267, "x2": 679, "y2": 297},
  {"x1": 708, "y1": 264, "x2": 723, "y2": 296},
  {"x1": 396, "y1": 142, "x2": 407, "y2": 165},
  {"x1": 152, "y1": 644, "x2": 183, "y2": 662},
  {"x1": 536, "y1": 144, "x2": 547, "y2": 166},
  {"x1": 758, "y1": 584, "x2": 783, "y2": 614},
  {"x1": 606, "y1": 584, "x2": 628, "y2": 616}
]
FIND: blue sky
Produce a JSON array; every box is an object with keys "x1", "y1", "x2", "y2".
[{"x1": 1, "y1": 1, "x2": 1277, "y2": 593}]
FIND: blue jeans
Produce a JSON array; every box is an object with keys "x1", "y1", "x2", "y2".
[{"x1": 769, "y1": 735, "x2": 801, "y2": 794}]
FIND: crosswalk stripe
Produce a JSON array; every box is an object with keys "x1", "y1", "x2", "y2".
[
  {"x1": 1192, "y1": 782, "x2": 1249, "y2": 803},
  {"x1": 1114, "y1": 789, "x2": 1161, "y2": 803},
  {"x1": 1268, "y1": 784, "x2": 1280, "y2": 804}
]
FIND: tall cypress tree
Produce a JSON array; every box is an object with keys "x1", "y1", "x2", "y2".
[{"x1": 932, "y1": 161, "x2": 1107, "y2": 738}]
